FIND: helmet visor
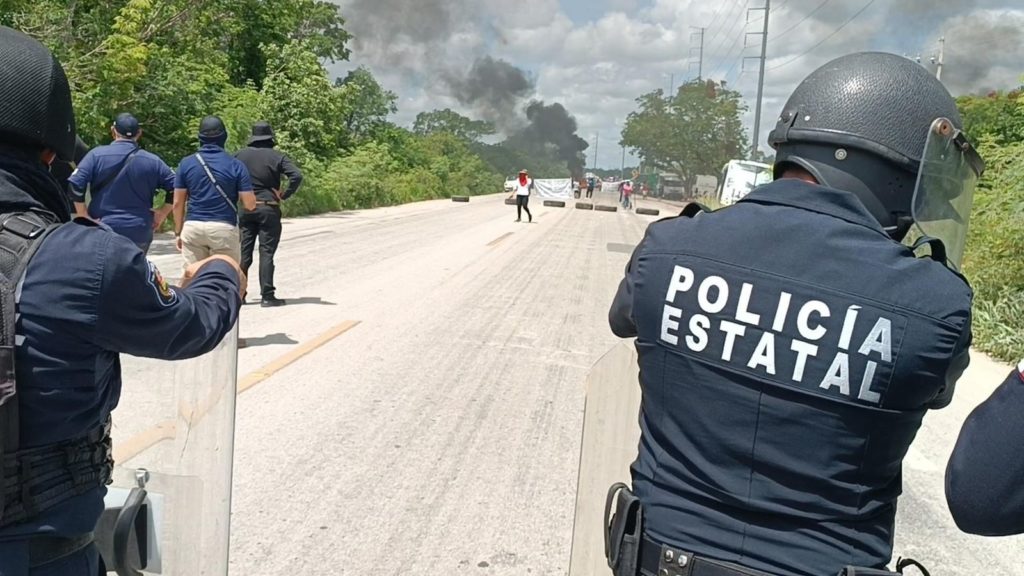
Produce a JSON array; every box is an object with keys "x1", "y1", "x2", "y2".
[{"x1": 909, "y1": 118, "x2": 985, "y2": 271}]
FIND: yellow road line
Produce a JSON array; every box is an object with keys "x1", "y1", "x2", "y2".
[
  {"x1": 238, "y1": 319, "x2": 361, "y2": 394},
  {"x1": 114, "y1": 319, "x2": 361, "y2": 463}
]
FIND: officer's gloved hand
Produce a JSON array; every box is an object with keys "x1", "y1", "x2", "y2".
[{"x1": 182, "y1": 255, "x2": 247, "y2": 301}]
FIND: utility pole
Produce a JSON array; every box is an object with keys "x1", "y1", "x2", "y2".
[
  {"x1": 592, "y1": 132, "x2": 599, "y2": 172},
  {"x1": 620, "y1": 145, "x2": 626, "y2": 180},
  {"x1": 749, "y1": 0, "x2": 771, "y2": 160},
  {"x1": 668, "y1": 73, "x2": 675, "y2": 99},
  {"x1": 936, "y1": 36, "x2": 945, "y2": 81},
  {"x1": 690, "y1": 27, "x2": 706, "y2": 80}
]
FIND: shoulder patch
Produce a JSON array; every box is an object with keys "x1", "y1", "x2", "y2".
[{"x1": 147, "y1": 261, "x2": 178, "y2": 307}]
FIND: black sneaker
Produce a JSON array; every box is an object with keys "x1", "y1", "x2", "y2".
[{"x1": 261, "y1": 296, "x2": 286, "y2": 307}]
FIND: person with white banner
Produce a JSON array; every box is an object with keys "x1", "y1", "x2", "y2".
[{"x1": 507, "y1": 168, "x2": 534, "y2": 223}]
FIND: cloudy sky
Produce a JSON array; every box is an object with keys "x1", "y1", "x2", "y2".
[{"x1": 328, "y1": 0, "x2": 1024, "y2": 169}]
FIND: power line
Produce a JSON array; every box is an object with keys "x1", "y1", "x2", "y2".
[
  {"x1": 713, "y1": 13, "x2": 766, "y2": 80},
  {"x1": 704, "y1": 1, "x2": 752, "y2": 70},
  {"x1": 706, "y1": 7, "x2": 762, "y2": 78},
  {"x1": 767, "y1": 0, "x2": 878, "y2": 71},
  {"x1": 768, "y1": 0, "x2": 832, "y2": 43}
]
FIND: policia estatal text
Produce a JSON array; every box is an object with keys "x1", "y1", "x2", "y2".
[{"x1": 605, "y1": 52, "x2": 983, "y2": 576}]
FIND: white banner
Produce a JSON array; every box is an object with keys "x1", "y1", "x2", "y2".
[{"x1": 533, "y1": 178, "x2": 572, "y2": 199}]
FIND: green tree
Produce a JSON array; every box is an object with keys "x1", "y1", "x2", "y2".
[
  {"x1": 956, "y1": 89, "x2": 1024, "y2": 145},
  {"x1": 334, "y1": 66, "x2": 398, "y2": 148},
  {"x1": 413, "y1": 109, "x2": 496, "y2": 142},
  {"x1": 621, "y1": 79, "x2": 748, "y2": 191}
]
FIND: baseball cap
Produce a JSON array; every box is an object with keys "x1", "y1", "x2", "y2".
[
  {"x1": 0, "y1": 26, "x2": 76, "y2": 160},
  {"x1": 112, "y1": 113, "x2": 140, "y2": 138}
]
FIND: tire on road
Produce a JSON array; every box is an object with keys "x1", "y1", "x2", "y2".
[
  {"x1": 595, "y1": 205, "x2": 618, "y2": 212},
  {"x1": 452, "y1": 196, "x2": 470, "y2": 203},
  {"x1": 636, "y1": 207, "x2": 660, "y2": 216},
  {"x1": 544, "y1": 200, "x2": 566, "y2": 208},
  {"x1": 505, "y1": 198, "x2": 517, "y2": 205},
  {"x1": 575, "y1": 202, "x2": 594, "y2": 210}
]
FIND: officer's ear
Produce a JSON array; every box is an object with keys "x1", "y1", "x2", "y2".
[{"x1": 40, "y1": 149, "x2": 57, "y2": 167}]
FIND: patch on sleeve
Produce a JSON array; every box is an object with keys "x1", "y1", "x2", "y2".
[{"x1": 147, "y1": 261, "x2": 178, "y2": 307}]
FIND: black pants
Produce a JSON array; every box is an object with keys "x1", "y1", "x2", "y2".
[
  {"x1": 240, "y1": 204, "x2": 282, "y2": 299},
  {"x1": 516, "y1": 195, "x2": 532, "y2": 221},
  {"x1": 586, "y1": 187, "x2": 594, "y2": 198}
]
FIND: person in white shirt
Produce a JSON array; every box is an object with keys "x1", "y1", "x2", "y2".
[{"x1": 507, "y1": 168, "x2": 534, "y2": 223}]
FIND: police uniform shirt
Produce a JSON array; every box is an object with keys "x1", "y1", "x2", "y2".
[
  {"x1": 609, "y1": 178, "x2": 972, "y2": 576},
  {"x1": 945, "y1": 358, "x2": 1024, "y2": 537},
  {"x1": 234, "y1": 146, "x2": 303, "y2": 204},
  {"x1": 67, "y1": 140, "x2": 175, "y2": 245},
  {"x1": 175, "y1": 145, "x2": 253, "y2": 225},
  {"x1": 0, "y1": 167, "x2": 241, "y2": 572}
]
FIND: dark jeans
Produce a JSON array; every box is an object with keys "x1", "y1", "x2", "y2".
[
  {"x1": 240, "y1": 205, "x2": 282, "y2": 299},
  {"x1": 516, "y1": 195, "x2": 532, "y2": 221}
]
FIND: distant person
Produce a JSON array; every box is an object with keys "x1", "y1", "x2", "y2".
[
  {"x1": 234, "y1": 121, "x2": 303, "y2": 307},
  {"x1": 507, "y1": 168, "x2": 533, "y2": 223},
  {"x1": 172, "y1": 116, "x2": 257, "y2": 272},
  {"x1": 67, "y1": 113, "x2": 176, "y2": 254},
  {"x1": 586, "y1": 177, "x2": 595, "y2": 199},
  {"x1": 622, "y1": 180, "x2": 634, "y2": 210}
]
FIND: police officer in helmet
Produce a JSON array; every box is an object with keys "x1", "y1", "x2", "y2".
[
  {"x1": 0, "y1": 26, "x2": 245, "y2": 575},
  {"x1": 606, "y1": 51, "x2": 983, "y2": 576}
]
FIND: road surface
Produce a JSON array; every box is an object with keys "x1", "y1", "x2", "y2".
[{"x1": 114, "y1": 190, "x2": 1022, "y2": 575}]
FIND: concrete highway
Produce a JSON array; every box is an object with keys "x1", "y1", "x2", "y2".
[{"x1": 113, "y1": 189, "x2": 1023, "y2": 576}]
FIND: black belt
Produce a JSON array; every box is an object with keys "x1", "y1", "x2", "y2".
[
  {"x1": 28, "y1": 532, "x2": 95, "y2": 568},
  {"x1": 1, "y1": 419, "x2": 113, "y2": 527},
  {"x1": 254, "y1": 201, "x2": 279, "y2": 206},
  {"x1": 640, "y1": 535, "x2": 774, "y2": 576}
]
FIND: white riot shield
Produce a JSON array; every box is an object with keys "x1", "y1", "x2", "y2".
[
  {"x1": 98, "y1": 322, "x2": 239, "y2": 576},
  {"x1": 568, "y1": 342, "x2": 643, "y2": 576}
]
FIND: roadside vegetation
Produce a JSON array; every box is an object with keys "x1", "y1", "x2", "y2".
[{"x1": 958, "y1": 89, "x2": 1024, "y2": 362}]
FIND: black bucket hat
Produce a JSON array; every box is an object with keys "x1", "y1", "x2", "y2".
[{"x1": 248, "y1": 121, "x2": 274, "y2": 144}]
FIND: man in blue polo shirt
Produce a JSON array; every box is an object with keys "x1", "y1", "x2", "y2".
[
  {"x1": 67, "y1": 113, "x2": 176, "y2": 253},
  {"x1": 172, "y1": 116, "x2": 256, "y2": 273}
]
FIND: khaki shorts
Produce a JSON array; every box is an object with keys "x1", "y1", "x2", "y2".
[{"x1": 180, "y1": 220, "x2": 241, "y2": 273}]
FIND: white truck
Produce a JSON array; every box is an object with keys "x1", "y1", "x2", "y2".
[{"x1": 716, "y1": 160, "x2": 773, "y2": 205}]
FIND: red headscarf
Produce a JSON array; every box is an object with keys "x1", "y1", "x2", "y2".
[{"x1": 519, "y1": 171, "x2": 528, "y2": 186}]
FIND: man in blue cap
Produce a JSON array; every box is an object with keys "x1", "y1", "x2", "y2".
[
  {"x1": 67, "y1": 112, "x2": 176, "y2": 254},
  {"x1": 0, "y1": 25, "x2": 244, "y2": 574},
  {"x1": 172, "y1": 116, "x2": 257, "y2": 274}
]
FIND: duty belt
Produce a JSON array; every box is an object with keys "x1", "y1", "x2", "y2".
[
  {"x1": 254, "y1": 201, "x2": 279, "y2": 206},
  {"x1": 640, "y1": 535, "x2": 773, "y2": 576},
  {"x1": 1, "y1": 418, "x2": 114, "y2": 527}
]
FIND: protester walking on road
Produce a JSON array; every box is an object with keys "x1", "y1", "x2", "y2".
[
  {"x1": 67, "y1": 113, "x2": 176, "y2": 254},
  {"x1": 621, "y1": 180, "x2": 633, "y2": 210},
  {"x1": 235, "y1": 121, "x2": 304, "y2": 307},
  {"x1": 508, "y1": 168, "x2": 533, "y2": 223},
  {"x1": 172, "y1": 116, "x2": 257, "y2": 271}
]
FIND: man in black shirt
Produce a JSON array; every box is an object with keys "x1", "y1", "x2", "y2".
[{"x1": 235, "y1": 121, "x2": 303, "y2": 307}]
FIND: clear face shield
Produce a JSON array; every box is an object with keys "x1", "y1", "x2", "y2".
[{"x1": 908, "y1": 117, "x2": 986, "y2": 271}]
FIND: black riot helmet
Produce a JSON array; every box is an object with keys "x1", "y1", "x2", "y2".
[
  {"x1": 767, "y1": 52, "x2": 965, "y2": 240},
  {"x1": 0, "y1": 26, "x2": 76, "y2": 161}
]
